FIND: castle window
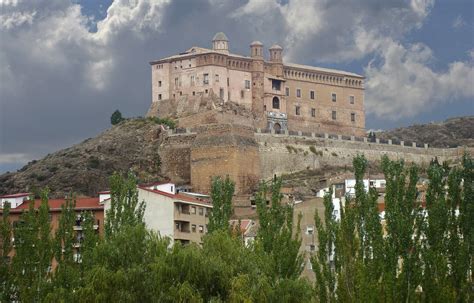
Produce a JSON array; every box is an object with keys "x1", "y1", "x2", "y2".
[
  {"x1": 190, "y1": 75, "x2": 195, "y2": 86},
  {"x1": 295, "y1": 106, "x2": 301, "y2": 116},
  {"x1": 349, "y1": 95, "x2": 355, "y2": 104},
  {"x1": 158, "y1": 94, "x2": 162, "y2": 100},
  {"x1": 332, "y1": 93, "x2": 337, "y2": 102},
  {"x1": 351, "y1": 113, "x2": 356, "y2": 122},
  {"x1": 203, "y1": 73, "x2": 209, "y2": 85},
  {"x1": 220, "y1": 88, "x2": 224, "y2": 99},
  {"x1": 310, "y1": 90, "x2": 315, "y2": 100},
  {"x1": 296, "y1": 89, "x2": 301, "y2": 98},
  {"x1": 272, "y1": 79, "x2": 281, "y2": 91},
  {"x1": 192, "y1": 91, "x2": 195, "y2": 96},
  {"x1": 285, "y1": 87, "x2": 290, "y2": 96},
  {"x1": 174, "y1": 77, "x2": 179, "y2": 87},
  {"x1": 215, "y1": 74, "x2": 219, "y2": 82},
  {"x1": 311, "y1": 108, "x2": 316, "y2": 117},
  {"x1": 240, "y1": 90, "x2": 244, "y2": 99},
  {"x1": 245, "y1": 80, "x2": 251, "y2": 89},
  {"x1": 227, "y1": 78, "x2": 230, "y2": 86},
  {"x1": 158, "y1": 81, "x2": 162, "y2": 87},
  {"x1": 332, "y1": 111, "x2": 337, "y2": 120},
  {"x1": 272, "y1": 97, "x2": 280, "y2": 109}
]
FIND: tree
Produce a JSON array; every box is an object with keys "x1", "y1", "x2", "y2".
[
  {"x1": 208, "y1": 176, "x2": 235, "y2": 233},
  {"x1": 110, "y1": 110, "x2": 124, "y2": 125},
  {"x1": 11, "y1": 190, "x2": 53, "y2": 302},
  {"x1": 255, "y1": 177, "x2": 304, "y2": 281},
  {"x1": 104, "y1": 172, "x2": 145, "y2": 238},
  {"x1": 0, "y1": 202, "x2": 13, "y2": 301}
]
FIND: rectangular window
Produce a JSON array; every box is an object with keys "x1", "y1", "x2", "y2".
[
  {"x1": 296, "y1": 106, "x2": 301, "y2": 116},
  {"x1": 199, "y1": 225, "x2": 204, "y2": 233},
  {"x1": 332, "y1": 93, "x2": 337, "y2": 102},
  {"x1": 311, "y1": 108, "x2": 316, "y2": 117},
  {"x1": 191, "y1": 206, "x2": 196, "y2": 214},
  {"x1": 203, "y1": 73, "x2": 209, "y2": 85},
  {"x1": 285, "y1": 87, "x2": 290, "y2": 96},
  {"x1": 158, "y1": 94, "x2": 162, "y2": 100},
  {"x1": 245, "y1": 80, "x2": 251, "y2": 89},
  {"x1": 220, "y1": 88, "x2": 225, "y2": 99},
  {"x1": 158, "y1": 80, "x2": 162, "y2": 87},
  {"x1": 332, "y1": 111, "x2": 337, "y2": 120},
  {"x1": 296, "y1": 88, "x2": 301, "y2": 98},
  {"x1": 351, "y1": 112, "x2": 355, "y2": 122},
  {"x1": 309, "y1": 244, "x2": 316, "y2": 252},
  {"x1": 199, "y1": 208, "x2": 204, "y2": 216},
  {"x1": 227, "y1": 78, "x2": 230, "y2": 86},
  {"x1": 310, "y1": 90, "x2": 315, "y2": 100},
  {"x1": 240, "y1": 90, "x2": 244, "y2": 99},
  {"x1": 349, "y1": 95, "x2": 355, "y2": 104},
  {"x1": 272, "y1": 79, "x2": 281, "y2": 91},
  {"x1": 174, "y1": 77, "x2": 179, "y2": 87},
  {"x1": 192, "y1": 224, "x2": 196, "y2": 232},
  {"x1": 190, "y1": 75, "x2": 195, "y2": 86},
  {"x1": 215, "y1": 74, "x2": 219, "y2": 82},
  {"x1": 306, "y1": 226, "x2": 314, "y2": 235}
]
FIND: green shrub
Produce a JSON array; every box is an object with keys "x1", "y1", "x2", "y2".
[
  {"x1": 88, "y1": 157, "x2": 100, "y2": 169},
  {"x1": 111, "y1": 110, "x2": 124, "y2": 125}
]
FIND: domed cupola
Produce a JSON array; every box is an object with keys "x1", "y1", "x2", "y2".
[{"x1": 212, "y1": 32, "x2": 229, "y2": 54}]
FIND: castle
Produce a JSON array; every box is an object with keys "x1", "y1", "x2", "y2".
[
  {"x1": 148, "y1": 33, "x2": 466, "y2": 215},
  {"x1": 148, "y1": 32, "x2": 365, "y2": 136}
]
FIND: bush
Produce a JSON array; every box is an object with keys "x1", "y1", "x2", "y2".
[
  {"x1": 111, "y1": 110, "x2": 124, "y2": 125},
  {"x1": 147, "y1": 117, "x2": 176, "y2": 129},
  {"x1": 88, "y1": 157, "x2": 100, "y2": 169}
]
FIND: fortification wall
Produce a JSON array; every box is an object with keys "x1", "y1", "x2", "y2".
[
  {"x1": 159, "y1": 133, "x2": 195, "y2": 185},
  {"x1": 256, "y1": 132, "x2": 466, "y2": 180}
]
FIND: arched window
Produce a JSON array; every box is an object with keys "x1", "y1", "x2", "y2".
[
  {"x1": 273, "y1": 123, "x2": 281, "y2": 134},
  {"x1": 272, "y1": 96, "x2": 280, "y2": 109}
]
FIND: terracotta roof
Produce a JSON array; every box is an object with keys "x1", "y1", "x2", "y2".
[
  {"x1": 98, "y1": 190, "x2": 110, "y2": 194},
  {"x1": 0, "y1": 193, "x2": 31, "y2": 199},
  {"x1": 138, "y1": 187, "x2": 212, "y2": 207},
  {"x1": 3, "y1": 197, "x2": 103, "y2": 213}
]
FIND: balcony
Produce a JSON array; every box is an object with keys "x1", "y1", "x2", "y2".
[
  {"x1": 174, "y1": 211, "x2": 193, "y2": 222},
  {"x1": 174, "y1": 230, "x2": 192, "y2": 241}
]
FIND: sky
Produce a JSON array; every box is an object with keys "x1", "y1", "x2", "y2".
[{"x1": 0, "y1": 0, "x2": 473, "y2": 173}]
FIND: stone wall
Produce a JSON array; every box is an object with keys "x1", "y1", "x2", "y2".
[
  {"x1": 190, "y1": 124, "x2": 260, "y2": 195},
  {"x1": 256, "y1": 132, "x2": 467, "y2": 180},
  {"x1": 159, "y1": 133, "x2": 195, "y2": 185}
]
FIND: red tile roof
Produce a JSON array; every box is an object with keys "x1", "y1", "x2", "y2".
[
  {"x1": 138, "y1": 186, "x2": 212, "y2": 207},
  {"x1": 0, "y1": 193, "x2": 31, "y2": 199},
  {"x1": 3, "y1": 197, "x2": 103, "y2": 213}
]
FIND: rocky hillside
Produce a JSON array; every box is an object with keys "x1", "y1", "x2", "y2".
[
  {"x1": 378, "y1": 116, "x2": 474, "y2": 148},
  {"x1": 0, "y1": 119, "x2": 166, "y2": 198}
]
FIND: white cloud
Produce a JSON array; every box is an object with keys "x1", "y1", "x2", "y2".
[
  {"x1": 365, "y1": 39, "x2": 474, "y2": 119},
  {"x1": 0, "y1": 153, "x2": 31, "y2": 164},
  {"x1": 452, "y1": 15, "x2": 466, "y2": 29}
]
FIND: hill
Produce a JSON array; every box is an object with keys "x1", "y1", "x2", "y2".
[
  {"x1": 377, "y1": 116, "x2": 474, "y2": 148},
  {"x1": 0, "y1": 119, "x2": 166, "y2": 198},
  {"x1": 1, "y1": 116, "x2": 472, "y2": 198}
]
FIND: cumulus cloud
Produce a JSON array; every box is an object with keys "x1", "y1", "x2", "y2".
[{"x1": 365, "y1": 39, "x2": 474, "y2": 119}]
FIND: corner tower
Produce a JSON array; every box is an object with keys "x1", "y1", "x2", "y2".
[
  {"x1": 212, "y1": 32, "x2": 229, "y2": 54},
  {"x1": 250, "y1": 41, "x2": 265, "y2": 116},
  {"x1": 269, "y1": 44, "x2": 283, "y2": 77}
]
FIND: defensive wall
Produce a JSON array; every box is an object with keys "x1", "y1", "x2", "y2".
[{"x1": 160, "y1": 124, "x2": 470, "y2": 202}]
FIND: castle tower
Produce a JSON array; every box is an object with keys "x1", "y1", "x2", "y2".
[
  {"x1": 269, "y1": 44, "x2": 283, "y2": 77},
  {"x1": 212, "y1": 32, "x2": 229, "y2": 54},
  {"x1": 250, "y1": 41, "x2": 265, "y2": 116}
]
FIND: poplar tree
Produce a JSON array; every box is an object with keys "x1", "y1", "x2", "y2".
[
  {"x1": 208, "y1": 175, "x2": 235, "y2": 233},
  {"x1": 11, "y1": 190, "x2": 53, "y2": 302},
  {"x1": 0, "y1": 202, "x2": 13, "y2": 301},
  {"x1": 255, "y1": 177, "x2": 303, "y2": 281}
]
